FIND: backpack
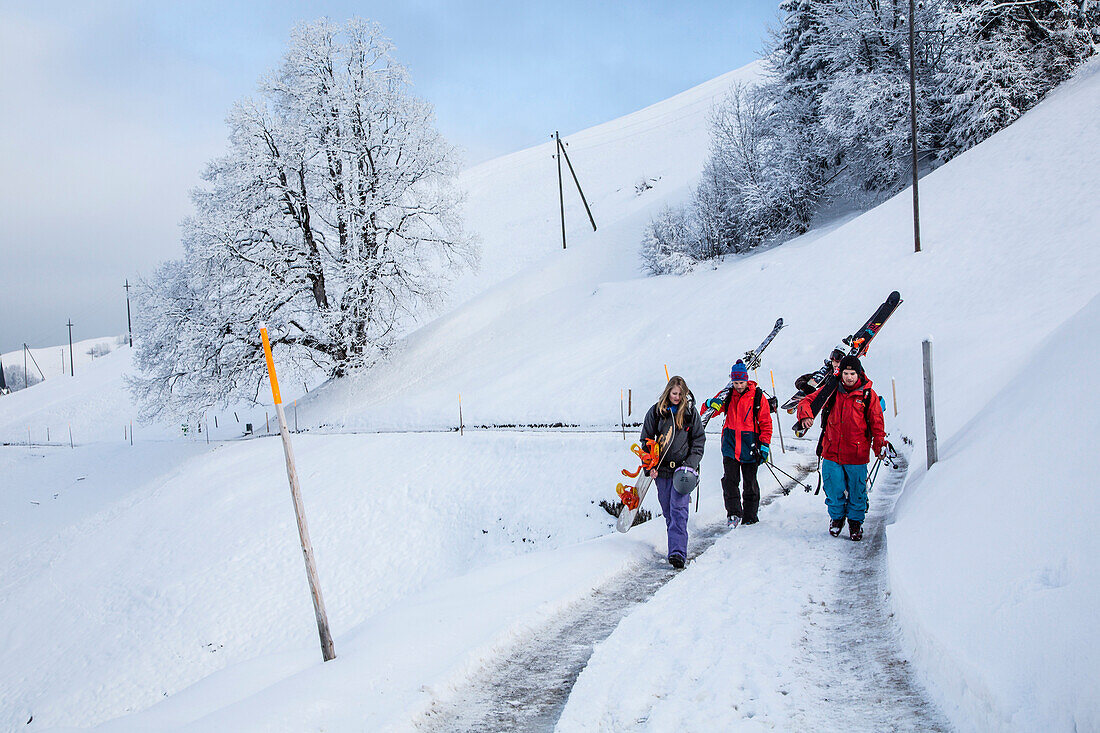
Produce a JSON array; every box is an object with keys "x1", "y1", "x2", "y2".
[{"x1": 722, "y1": 386, "x2": 774, "y2": 435}]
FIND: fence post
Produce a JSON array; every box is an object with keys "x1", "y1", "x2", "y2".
[
  {"x1": 260, "y1": 323, "x2": 336, "y2": 662},
  {"x1": 459, "y1": 394, "x2": 464, "y2": 436},
  {"x1": 620, "y1": 390, "x2": 626, "y2": 439},
  {"x1": 922, "y1": 339, "x2": 938, "y2": 468},
  {"x1": 892, "y1": 377, "x2": 899, "y2": 417}
]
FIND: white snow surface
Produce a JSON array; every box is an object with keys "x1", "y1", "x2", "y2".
[
  {"x1": 888, "y1": 293, "x2": 1100, "y2": 732},
  {"x1": 1, "y1": 56, "x2": 1099, "y2": 732}
]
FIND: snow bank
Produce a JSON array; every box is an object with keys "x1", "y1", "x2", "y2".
[{"x1": 888, "y1": 293, "x2": 1100, "y2": 731}]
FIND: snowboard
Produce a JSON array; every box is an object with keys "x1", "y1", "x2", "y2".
[
  {"x1": 699, "y1": 318, "x2": 785, "y2": 429},
  {"x1": 615, "y1": 421, "x2": 675, "y2": 533},
  {"x1": 784, "y1": 291, "x2": 902, "y2": 437}
]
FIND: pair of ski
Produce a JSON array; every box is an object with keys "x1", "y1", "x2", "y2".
[
  {"x1": 782, "y1": 291, "x2": 902, "y2": 437},
  {"x1": 615, "y1": 318, "x2": 786, "y2": 533}
]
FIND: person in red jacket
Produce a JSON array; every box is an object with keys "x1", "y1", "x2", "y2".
[
  {"x1": 797, "y1": 355, "x2": 886, "y2": 541},
  {"x1": 705, "y1": 360, "x2": 772, "y2": 528}
]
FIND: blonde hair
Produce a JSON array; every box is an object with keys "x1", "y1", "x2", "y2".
[{"x1": 658, "y1": 376, "x2": 691, "y2": 429}]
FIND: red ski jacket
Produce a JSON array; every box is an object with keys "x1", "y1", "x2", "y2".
[
  {"x1": 717, "y1": 382, "x2": 773, "y2": 463},
  {"x1": 797, "y1": 377, "x2": 886, "y2": 465}
]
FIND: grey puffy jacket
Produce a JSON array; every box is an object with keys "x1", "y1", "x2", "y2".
[{"x1": 641, "y1": 394, "x2": 706, "y2": 479}]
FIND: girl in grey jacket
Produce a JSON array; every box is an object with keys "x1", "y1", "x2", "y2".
[{"x1": 641, "y1": 376, "x2": 706, "y2": 567}]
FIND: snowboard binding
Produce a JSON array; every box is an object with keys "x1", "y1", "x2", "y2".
[
  {"x1": 613, "y1": 439, "x2": 663, "y2": 510},
  {"x1": 615, "y1": 483, "x2": 641, "y2": 510}
]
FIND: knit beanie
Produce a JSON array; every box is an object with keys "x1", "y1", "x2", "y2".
[
  {"x1": 838, "y1": 355, "x2": 864, "y2": 377},
  {"x1": 730, "y1": 360, "x2": 749, "y2": 381}
]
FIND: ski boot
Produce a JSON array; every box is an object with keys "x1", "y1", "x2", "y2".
[
  {"x1": 848, "y1": 519, "x2": 863, "y2": 542},
  {"x1": 829, "y1": 518, "x2": 844, "y2": 537},
  {"x1": 727, "y1": 515, "x2": 741, "y2": 529},
  {"x1": 668, "y1": 554, "x2": 685, "y2": 569}
]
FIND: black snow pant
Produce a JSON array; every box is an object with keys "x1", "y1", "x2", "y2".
[{"x1": 722, "y1": 457, "x2": 760, "y2": 523}]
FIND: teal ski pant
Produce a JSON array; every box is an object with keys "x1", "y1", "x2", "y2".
[{"x1": 821, "y1": 459, "x2": 868, "y2": 522}]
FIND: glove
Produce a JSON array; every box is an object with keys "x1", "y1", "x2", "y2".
[
  {"x1": 759, "y1": 444, "x2": 770, "y2": 462},
  {"x1": 705, "y1": 397, "x2": 723, "y2": 412}
]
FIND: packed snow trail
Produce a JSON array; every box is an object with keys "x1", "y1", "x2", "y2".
[
  {"x1": 414, "y1": 462, "x2": 815, "y2": 732},
  {"x1": 553, "y1": 449, "x2": 952, "y2": 731},
  {"x1": 782, "y1": 453, "x2": 952, "y2": 732}
]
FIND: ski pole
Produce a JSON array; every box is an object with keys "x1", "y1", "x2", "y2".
[
  {"x1": 814, "y1": 458, "x2": 822, "y2": 495},
  {"x1": 770, "y1": 370, "x2": 785, "y2": 453},
  {"x1": 764, "y1": 461, "x2": 813, "y2": 493},
  {"x1": 867, "y1": 456, "x2": 883, "y2": 492}
]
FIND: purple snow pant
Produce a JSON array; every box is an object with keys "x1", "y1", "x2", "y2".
[{"x1": 656, "y1": 476, "x2": 690, "y2": 560}]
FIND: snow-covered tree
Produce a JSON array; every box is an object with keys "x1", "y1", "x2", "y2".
[
  {"x1": 640, "y1": 206, "x2": 699, "y2": 276},
  {"x1": 935, "y1": 0, "x2": 1097, "y2": 158},
  {"x1": 131, "y1": 18, "x2": 476, "y2": 418}
]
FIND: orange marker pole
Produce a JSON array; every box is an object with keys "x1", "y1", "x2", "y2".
[{"x1": 260, "y1": 323, "x2": 335, "y2": 662}]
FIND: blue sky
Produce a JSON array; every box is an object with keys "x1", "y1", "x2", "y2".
[{"x1": 0, "y1": 0, "x2": 779, "y2": 356}]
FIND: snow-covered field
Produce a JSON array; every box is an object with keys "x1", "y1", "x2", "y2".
[{"x1": 1, "y1": 54, "x2": 1098, "y2": 732}]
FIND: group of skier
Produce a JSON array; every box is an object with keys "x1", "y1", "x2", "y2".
[{"x1": 639, "y1": 353, "x2": 887, "y2": 568}]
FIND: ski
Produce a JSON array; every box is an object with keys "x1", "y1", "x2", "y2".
[
  {"x1": 785, "y1": 291, "x2": 902, "y2": 436},
  {"x1": 699, "y1": 318, "x2": 785, "y2": 429}
]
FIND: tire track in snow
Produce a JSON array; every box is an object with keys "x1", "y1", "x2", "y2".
[{"x1": 414, "y1": 465, "x2": 815, "y2": 733}]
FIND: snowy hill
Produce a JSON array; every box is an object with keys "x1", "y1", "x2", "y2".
[{"x1": 2, "y1": 56, "x2": 1099, "y2": 732}]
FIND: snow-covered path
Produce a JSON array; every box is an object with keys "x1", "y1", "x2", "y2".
[
  {"x1": 782, "y1": 453, "x2": 951, "y2": 732},
  {"x1": 414, "y1": 523, "x2": 729, "y2": 733},
  {"x1": 553, "y1": 448, "x2": 952, "y2": 732},
  {"x1": 415, "y1": 461, "x2": 817, "y2": 732}
]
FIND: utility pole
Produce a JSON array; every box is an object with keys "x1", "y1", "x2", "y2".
[
  {"x1": 557, "y1": 137, "x2": 597, "y2": 232},
  {"x1": 124, "y1": 279, "x2": 133, "y2": 347},
  {"x1": 552, "y1": 131, "x2": 598, "y2": 251},
  {"x1": 555, "y1": 131, "x2": 567, "y2": 249},
  {"x1": 908, "y1": 0, "x2": 922, "y2": 253},
  {"x1": 66, "y1": 319, "x2": 74, "y2": 376}
]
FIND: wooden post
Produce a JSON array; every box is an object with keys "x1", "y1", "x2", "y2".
[
  {"x1": 129, "y1": 422, "x2": 133, "y2": 446},
  {"x1": 214, "y1": 415, "x2": 219, "y2": 429},
  {"x1": 47, "y1": 426, "x2": 50, "y2": 443},
  {"x1": 266, "y1": 411, "x2": 270, "y2": 434},
  {"x1": 459, "y1": 394, "x2": 464, "y2": 436},
  {"x1": 770, "y1": 370, "x2": 786, "y2": 453},
  {"x1": 294, "y1": 401, "x2": 298, "y2": 434},
  {"x1": 628, "y1": 389, "x2": 632, "y2": 416},
  {"x1": 892, "y1": 377, "x2": 899, "y2": 417},
  {"x1": 923, "y1": 339, "x2": 938, "y2": 468},
  {"x1": 205, "y1": 422, "x2": 210, "y2": 444},
  {"x1": 68, "y1": 424, "x2": 73, "y2": 449},
  {"x1": 260, "y1": 324, "x2": 336, "y2": 662}
]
